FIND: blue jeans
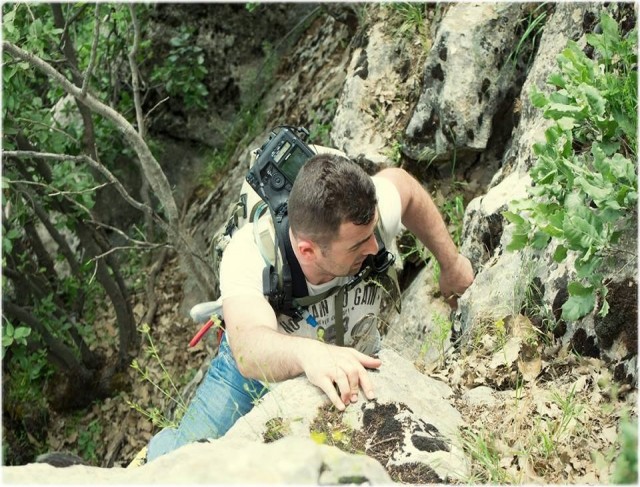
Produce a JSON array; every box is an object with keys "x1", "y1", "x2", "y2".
[{"x1": 146, "y1": 334, "x2": 268, "y2": 461}]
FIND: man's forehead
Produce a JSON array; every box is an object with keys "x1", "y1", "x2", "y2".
[{"x1": 339, "y1": 209, "x2": 378, "y2": 248}]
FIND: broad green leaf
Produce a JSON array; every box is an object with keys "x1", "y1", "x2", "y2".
[
  {"x1": 547, "y1": 72, "x2": 566, "y2": 88},
  {"x1": 13, "y1": 327, "x2": 31, "y2": 339},
  {"x1": 575, "y1": 176, "x2": 612, "y2": 204},
  {"x1": 564, "y1": 212, "x2": 598, "y2": 250},
  {"x1": 579, "y1": 83, "x2": 606, "y2": 117},
  {"x1": 531, "y1": 231, "x2": 551, "y2": 249},
  {"x1": 544, "y1": 103, "x2": 584, "y2": 121},
  {"x1": 561, "y1": 281, "x2": 596, "y2": 320},
  {"x1": 612, "y1": 107, "x2": 637, "y2": 139},
  {"x1": 502, "y1": 211, "x2": 526, "y2": 226},
  {"x1": 608, "y1": 154, "x2": 635, "y2": 182},
  {"x1": 530, "y1": 87, "x2": 548, "y2": 108},
  {"x1": 4, "y1": 322, "x2": 14, "y2": 336},
  {"x1": 595, "y1": 140, "x2": 621, "y2": 157},
  {"x1": 600, "y1": 13, "x2": 621, "y2": 44},
  {"x1": 541, "y1": 222, "x2": 563, "y2": 238},
  {"x1": 557, "y1": 117, "x2": 576, "y2": 131},
  {"x1": 553, "y1": 245, "x2": 568, "y2": 262},
  {"x1": 506, "y1": 233, "x2": 528, "y2": 252}
]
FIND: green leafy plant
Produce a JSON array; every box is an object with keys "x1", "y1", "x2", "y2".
[
  {"x1": 508, "y1": 4, "x2": 549, "y2": 67},
  {"x1": 384, "y1": 136, "x2": 403, "y2": 165},
  {"x1": 461, "y1": 426, "x2": 516, "y2": 483},
  {"x1": 127, "y1": 324, "x2": 188, "y2": 428},
  {"x1": 503, "y1": 11, "x2": 637, "y2": 321},
  {"x1": 309, "y1": 98, "x2": 338, "y2": 146},
  {"x1": 441, "y1": 194, "x2": 465, "y2": 247},
  {"x1": 612, "y1": 416, "x2": 638, "y2": 484},
  {"x1": 419, "y1": 312, "x2": 452, "y2": 365},
  {"x1": 386, "y1": 3, "x2": 431, "y2": 51},
  {"x1": 2, "y1": 320, "x2": 31, "y2": 359},
  {"x1": 150, "y1": 27, "x2": 209, "y2": 110},
  {"x1": 77, "y1": 418, "x2": 103, "y2": 463}
]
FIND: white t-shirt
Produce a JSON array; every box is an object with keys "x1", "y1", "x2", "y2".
[{"x1": 220, "y1": 176, "x2": 402, "y2": 354}]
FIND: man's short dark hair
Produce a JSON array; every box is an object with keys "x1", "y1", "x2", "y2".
[{"x1": 288, "y1": 153, "x2": 377, "y2": 247}]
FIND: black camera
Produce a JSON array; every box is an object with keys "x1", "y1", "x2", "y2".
[{"x1": 246, "y1": 127, "x2": 315, "y2": 214}]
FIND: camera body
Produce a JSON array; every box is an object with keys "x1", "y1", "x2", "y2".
[{"x1": 246, "y1": 127, "x2": 315, "y2": 213}]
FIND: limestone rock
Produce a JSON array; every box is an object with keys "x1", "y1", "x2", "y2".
[
  {"x1": 2, "y1": 436, "x2": 391, "y2": 484},
  {"x1": 404, "y1": 3, "x2": 529, "y2": 163},
  {"x1": 226, "y1": 348, "x2": 469, "y2": 482}
]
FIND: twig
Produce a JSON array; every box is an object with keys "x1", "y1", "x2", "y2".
[
  {"x1": 144, "y1": 96, "x2": 170, "y2": 125},
  {"x1": 8, "y1": 178, "x2": 110, "y2": 198},
  {"x1": 14, "y1": 116, "x2": 81, "y2": 145},
  {"x1": 87, "y1": 243, "x2": 167, "y2": 264},
  {"x1": 366, "y1": 436, "x2": 402, "y2": 450},
  {"x1": 13, "y1": 180, "x2": 94, "y2": 218}
]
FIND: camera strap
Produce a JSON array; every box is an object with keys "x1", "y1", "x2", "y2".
[{"x1": 266, "y1": 212, "x2": 308, "y2": 316}]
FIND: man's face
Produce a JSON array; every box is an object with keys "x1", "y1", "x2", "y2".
[{"x1": 313, "y1": 211, "x2": 380, "y2": 279}]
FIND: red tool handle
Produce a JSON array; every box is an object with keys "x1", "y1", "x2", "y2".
[{"x1": 189, "y1": 319, "x2": 214, "y2": 347}]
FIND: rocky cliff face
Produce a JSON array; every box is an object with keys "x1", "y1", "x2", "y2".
[{"x1": 5, "y1": 2, "x2": 636, "y2": 483}]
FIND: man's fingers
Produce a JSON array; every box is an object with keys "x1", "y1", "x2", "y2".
[
  {"x1": 334, "y1": 373, "x2": 352, "y2": 405},
  {"x1": 341, "y1": 366, "x2": 361, "y2": 403},
  {"x1": 349, "y1": 348, "x2": 382, "y2": 369},
  {"x1": 357, "y1": 366, "x2": 376, "y2": 400},
  {"x1": 317, "y1": 377, "x2": 346, "y2": 411}
]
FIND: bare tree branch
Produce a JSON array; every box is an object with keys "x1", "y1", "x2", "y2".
[
  {"x1": 144, "y1": 96, "x2": 170, "y2": 126},
  {"x1": 81, "y1": 3, "x2": 101, "y2": 97},
  {"x1": 12, "y1": 178, "x2": 94, "y2": 217},
  {"x1": 13, "y1": 116, "x2": 81, "y2": 145},
  {"x1": 8, "y1": 177, "x2": 110, "y2": 197},
  {"x1": 128, "y1": 4, "x2": 144, "y2": 138}
]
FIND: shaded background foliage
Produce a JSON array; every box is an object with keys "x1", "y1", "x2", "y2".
[{"x1": 1, "y1": 2, "x2": 317, "y2": 464}]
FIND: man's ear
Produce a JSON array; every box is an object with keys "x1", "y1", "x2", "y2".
[{"x1": 296, "y1": 238, "x2": 318, "y2": 261}]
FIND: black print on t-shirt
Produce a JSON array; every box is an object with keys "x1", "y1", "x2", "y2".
[{"x1": 277, "y1": 281, "x2": 382, "y2": 337}]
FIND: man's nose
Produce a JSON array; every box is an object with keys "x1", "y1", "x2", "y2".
[{"x1": 364, "y1": 234, "x2": 379, "y2": 255}]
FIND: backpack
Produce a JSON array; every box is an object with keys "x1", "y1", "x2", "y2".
[{"x1": 189, "y1": 127, "x2": 401, "y2": 347}]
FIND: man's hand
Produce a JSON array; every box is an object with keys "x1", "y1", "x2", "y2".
[
  {"x1": 439, "y1": 253, "x2": 474, "y2": 309},
  {"x1": 297, "y1": 341, "x2": 381, "y2": 411}
]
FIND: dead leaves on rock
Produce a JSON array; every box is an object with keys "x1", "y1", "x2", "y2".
[{"x1": 425, "y1": 313, "x2": 636, "y2": 484}]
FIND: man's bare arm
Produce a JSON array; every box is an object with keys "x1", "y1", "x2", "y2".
[
  {"x1": 223, "y1": 295, "x2": 381, "y2": 410},
  {"x1": 377, "y1": 167, "x2": 474, "y2": 307}
]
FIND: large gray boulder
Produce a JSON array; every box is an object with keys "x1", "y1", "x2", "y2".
[
  {"x1": 226, "y1": 348, "x2": 469, "y2": 482},
  {"x1": 404, "y1": 3, "x2": 530, "y2": 164}
]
